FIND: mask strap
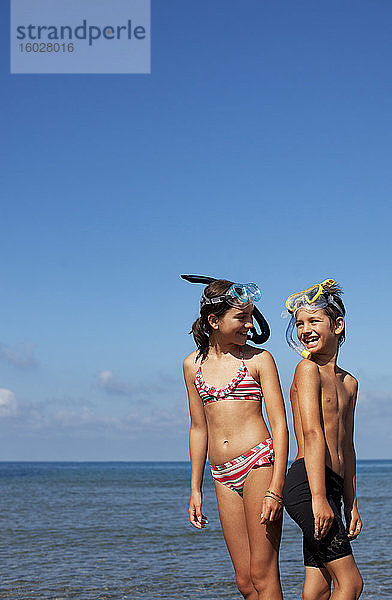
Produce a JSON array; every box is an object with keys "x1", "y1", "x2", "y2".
[{"x1": 326, "y1": 294, "x2": 344, "y2": 316}]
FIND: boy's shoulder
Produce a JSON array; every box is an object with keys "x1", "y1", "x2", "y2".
[
  {"x1": 337, "y1": 366, "x2": 359, "y2": 397},
  {"x1": 293, "y1": 358, "x2": 320, "y2": 379},
  {"x1": 290, "y1": 360, "x2": 321, "y2": 397}
]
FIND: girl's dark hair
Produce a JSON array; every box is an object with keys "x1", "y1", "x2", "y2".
[
  {"x1": 323, "y1": 283, "x2": 346, "y2": 347},
  {"x1": 191, "y1": 279, "x2": 234, "y2": 360}
]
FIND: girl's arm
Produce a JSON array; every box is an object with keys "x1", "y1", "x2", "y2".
[
  {"x1": 295, "y1": 360, "x2": 334, "y2": 540},
  {"x1": 343, "y1": 376, "x2": 362, "y2": 539},
  {"x1": 258, "y1": 351, "x2": 289, "y2": 522},
  {"x1": 183, "y1": 354, "x2": 209, "y2": 529}
]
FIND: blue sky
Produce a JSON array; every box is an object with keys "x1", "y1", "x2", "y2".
[{"x1": 1, "y1": 0, "x2": 391, "y2": 460}]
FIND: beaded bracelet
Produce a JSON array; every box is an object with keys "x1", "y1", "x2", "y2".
[
  {"x1": 266, "y1": 489, "x2": 283, "y2": 500},
  {"x1": 264, "y1": 494, "x2": 283, "y2": 505}
]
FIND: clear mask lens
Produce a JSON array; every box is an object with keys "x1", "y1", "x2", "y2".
[
  {"x1": 201, "y1": 282, "x2": 262, "y2": 308},
  {"x1": 286, "y1": 283, "x2": 324, "y2": 312},
  {"x1": 293, "y1": 296, "x2": 329, "y2": 314},
  {"x1": 230, "y1": 283, "x2": 261, "y2": 305},
  {"x1": 232, "y1": 285, "x2": 248, "y2": 302},
  {"x1": 245, "y1": 283, "x2": 262, "y2": 302}
]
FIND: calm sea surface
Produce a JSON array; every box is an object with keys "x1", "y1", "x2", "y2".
[{"x1": 0, "y1": 460, "x2": 390, "y2": 599}]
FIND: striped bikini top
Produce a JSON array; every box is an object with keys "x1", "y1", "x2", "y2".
[{"x1": 195, "y1": 349, "x2": 263, "y2": 406}]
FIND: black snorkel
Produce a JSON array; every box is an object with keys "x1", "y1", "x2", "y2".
[{"x1": 181, "y1": 274, "x2": 270, "y2": 345}]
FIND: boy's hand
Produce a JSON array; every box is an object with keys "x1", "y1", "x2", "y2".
[
  {"x1": 188, "y1": 491, "x2": 208, "y2": 529},
  {"x1": 312, "y1": 496, "x2": 334, "y2": 540},
  {"x1": 345, "y1": 506, "x2": 362, "y2": 539}
]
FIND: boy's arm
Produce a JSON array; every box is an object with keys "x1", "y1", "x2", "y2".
[
  {"x1": 343, "y1": 376, "x2": 362, "y2": 539},
  {"x1": 295, "y1": 360, "x2": 334, "y2": 540},
  {"x1": 183, "y1": 356, "x2": 208, "y2": 529}
]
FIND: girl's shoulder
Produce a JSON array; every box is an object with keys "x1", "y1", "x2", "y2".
[
  {"x1": 183, "y1": 351, "x2": 202, "y2": 376},
  {"x1": 242, "y1": 345, "x2": 274, "y2": 365},
  {"x1": 242, "y1": 344, "x2": 264, "y2": 359},
  {"x1": 242, "y1": 346, "x2": 278, "y2": 377}
]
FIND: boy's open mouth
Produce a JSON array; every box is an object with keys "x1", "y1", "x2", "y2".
[{"x1": 302, "y1": 335, "x2": 319, "y2": 348}]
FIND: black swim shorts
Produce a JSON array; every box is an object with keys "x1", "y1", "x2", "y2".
[{"x1": 283, "y1": 458, "x2": 352, "y2": 567}]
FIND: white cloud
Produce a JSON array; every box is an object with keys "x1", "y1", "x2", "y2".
[
  {"x1": 98, "y1": 370, "x2": 132, "y2": 396},
  {"x1": 0, "y1": 389, "x2": 18, "y2": 417},
  {"x1": 53, "y1": 406, "x2": 113, "y2": 427},
  {"x1": 97, "y1": 370, "x2": 164, "y2": 397},
  {"x1": 353, "y1": 388, "x2": 392, "y2": 458},
  {"x1": 0, "y1": 342, "x2": 37, "y2": 368},
  {"x1": 357, "y1": 389, "x2": 392, "y2": 417},
  {"x1": 0, "y1": 386, "x2": 188, "y2": 440}
]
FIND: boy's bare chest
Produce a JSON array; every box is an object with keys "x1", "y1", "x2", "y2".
[{"x1": 319, "y1": 375, "x2": 350, "y2": 418}]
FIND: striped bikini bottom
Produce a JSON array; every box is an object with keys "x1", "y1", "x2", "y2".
[{"x1": 210, "y1": 438, "x2": 274, "y2": 496}]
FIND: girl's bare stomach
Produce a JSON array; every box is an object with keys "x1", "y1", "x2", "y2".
[{"x1": 205, "y1": 402, "x2": 271, "y2": 465}]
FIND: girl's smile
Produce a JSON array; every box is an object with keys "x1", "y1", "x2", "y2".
[
  {"x1": 213, "y1": 305, "x2": 254, "y2": 345},
  {"x1": 237, "y1": 330, "x2": 249, "y2": 342}
]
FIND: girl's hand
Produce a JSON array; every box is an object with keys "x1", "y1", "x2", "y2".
[
  {"x1": 312, "y1": 496, "x2": 334, "y2": 540},
  {"x1": 345, "y1": 506, "x2": 362, "y2": 539},
  {"x1": 188, "y1": 491, "x2": 208, "y2": 529},
  {"x1": 260, "y1": 495, "x2": 283, "y2": 524}
]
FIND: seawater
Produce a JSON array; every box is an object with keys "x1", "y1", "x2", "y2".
[{"x1": 0, "y1": 461, "x2": 390, "y2": 599}]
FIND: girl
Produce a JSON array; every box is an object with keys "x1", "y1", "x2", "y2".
[{"x1": 183, "y1": 279, "x2": 288, "y2": 600}]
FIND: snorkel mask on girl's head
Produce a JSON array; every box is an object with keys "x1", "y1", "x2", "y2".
[
  {"x1": 200, "y1": 282, "x2": 262, "y2": 309},
  {"x1": 283, "y1": 279, "x2": 344, "y2": 359},
  {"x1": 181, "y1": 275, "x2": 270, "y2": 344}
]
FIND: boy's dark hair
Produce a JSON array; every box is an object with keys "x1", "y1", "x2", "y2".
[
  {"x1": 191, "y1": 279, "x2": 234, "y2": 360},
  {"x1": 323, "y1": 283, "x2": 346, "y2": 347}
]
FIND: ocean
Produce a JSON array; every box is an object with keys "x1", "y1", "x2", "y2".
[{"x1": 0, "y1": 460, "x2": 390, "y2": 599}]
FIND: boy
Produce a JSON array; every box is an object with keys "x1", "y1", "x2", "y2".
[{"x1": 282, "y1": 279, "x2": 363, "y2": 600}]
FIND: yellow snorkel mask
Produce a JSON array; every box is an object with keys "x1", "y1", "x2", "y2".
[{"x1": 283, "y1": 279, "x2": 344, "y2": 359}]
